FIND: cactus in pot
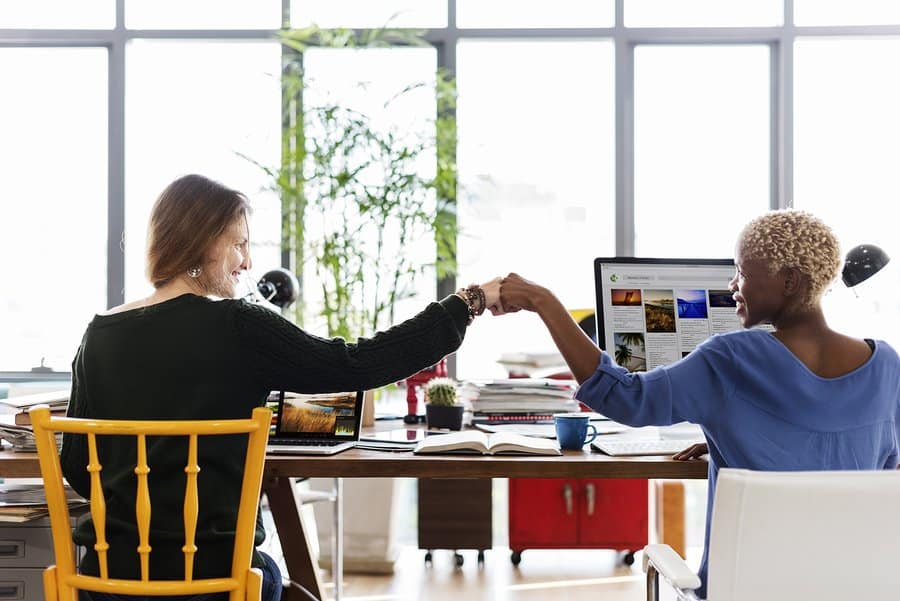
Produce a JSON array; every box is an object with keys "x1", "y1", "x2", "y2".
[{"x1": 424, "y1": 377, "x2": 464, "y2": 430}]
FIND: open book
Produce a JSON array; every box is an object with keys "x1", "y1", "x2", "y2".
[{"x1": 413, "y1": 430, "x2": 561, "y2": 456}]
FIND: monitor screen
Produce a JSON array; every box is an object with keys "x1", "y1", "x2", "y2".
[{"x1": 593, "y1": 257, "x2": 761, "y2": 371}]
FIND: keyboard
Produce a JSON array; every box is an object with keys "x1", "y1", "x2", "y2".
[
  {"x1": 268, "y1": 439, "x2": 344, "y2": 447},
  {"x1": 592, "y1": 438, "x2": 703, "y2": 457}
]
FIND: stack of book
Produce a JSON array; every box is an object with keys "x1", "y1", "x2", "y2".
[
  {"x1": 0, "y1": 390, "x2": 68, "y2": 452},
  {"x1": 462, "y1": 378, "x2": 579, "y2": 424},
  {"x1": 0, "y1": 390, "x2": 69, "y2": 425}
]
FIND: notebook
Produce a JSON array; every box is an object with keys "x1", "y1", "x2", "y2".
[{"x1": 266, "y1": 390, "x2": 364, "y2": 455}]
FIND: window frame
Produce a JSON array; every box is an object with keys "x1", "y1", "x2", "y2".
[{"x1": 4, "y1": 0, "x2": 900, "y2": 370}]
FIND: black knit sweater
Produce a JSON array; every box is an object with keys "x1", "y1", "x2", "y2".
[{"x1": 61, "y1": 293, "x2": 469, "y2": 580}]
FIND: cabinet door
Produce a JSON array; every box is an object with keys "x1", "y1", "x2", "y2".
[
  {"x1": 508, "y1": 478, "x2": 578, "y2": 548},
  {"x1": 578, "y1": 479, "x2": 648, "y2": 549},
  {"x1": 418, "y1": 478, "x2": 492, "y2": 549}
]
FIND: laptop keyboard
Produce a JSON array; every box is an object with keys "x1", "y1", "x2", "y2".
[{"x1": 268, "y1": 439, "x2": 345, "y2": 447}]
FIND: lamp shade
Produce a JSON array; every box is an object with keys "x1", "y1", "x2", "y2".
[
  {"x1": 257, "y1": 268, "x2": 300, "y2": 308},
  {"x1": 842, "y1": 244, "x2": 890, "y2": 288}
]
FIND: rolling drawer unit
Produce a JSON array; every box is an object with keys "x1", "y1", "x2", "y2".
[{"x1": 508, "y1": 478, "x2": 648, "y2": 565}]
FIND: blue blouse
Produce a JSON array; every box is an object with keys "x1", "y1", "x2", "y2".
[{"x1": 575, "y1": 328, "x2": 900, "y2": 598}]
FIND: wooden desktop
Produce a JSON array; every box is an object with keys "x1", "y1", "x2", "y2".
[{"x1": 0, "y1": 441, "x2": 707, "y2": 601}]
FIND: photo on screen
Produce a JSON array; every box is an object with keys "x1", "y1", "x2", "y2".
[
  {"x1": 643, "y1": 289, "x2": 676, "y2": 333},
  {"x1": 611, "y1": 288, "x2": 643, "y2": 306},
  {"x1": 708, "y1": 289, "x2": 737, "y2": 308},
  {"x1": 280, "y1": 392, "x2": 358, "y2": 435},
  {"x1": 676, "y1": 289, "x2": 708, "y2": 319},
  {"x1": 614, "y1": 332, "x2": 647, "y2": 372}
]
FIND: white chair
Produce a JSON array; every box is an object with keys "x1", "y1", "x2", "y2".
[{"x1": 643, "y1": 468, "x2": 900, "y2": 601}]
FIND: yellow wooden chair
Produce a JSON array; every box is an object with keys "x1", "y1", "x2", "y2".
[{"x1": 29, "y1": 405, "x2": 272, "y2": 601}]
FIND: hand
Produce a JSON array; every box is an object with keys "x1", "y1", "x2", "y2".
[
  {"x1": 478, "y1": 277, "x2": 503, "y2": 315},
  {"x1": 672, "y1": 442, "x2": 708, "y2": 461},
  {"x1": 497, "y1": 272, "x2": 547, "y2": 314}
]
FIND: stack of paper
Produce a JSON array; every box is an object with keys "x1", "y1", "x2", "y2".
[
  {"x1": 0, "y1": 423, "x2": 39, "y2": 452},
  {"x1": 0, "y1": 484, "x2": 87, "y2": 523},
  {"x1": 462, "y1": 379, "x2": 580, "y2": 423},
  {"x1": 0, "y1": 391, "x2": 68, "y2": 451}
]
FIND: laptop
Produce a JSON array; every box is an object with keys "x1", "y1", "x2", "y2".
[{"x1": 266, "y1": 390, "x2": 364, "y2": 455}]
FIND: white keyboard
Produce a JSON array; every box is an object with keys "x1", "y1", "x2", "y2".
[{"x1": 592, "y1": 438, "x2": 704, "y2": 457}]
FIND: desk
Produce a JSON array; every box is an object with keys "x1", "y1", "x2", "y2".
[{"x1": 0, "y1": 448, "x2": 707, "y2": 601}]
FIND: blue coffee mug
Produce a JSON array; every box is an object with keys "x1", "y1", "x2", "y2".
[{"x1": 554, "y1": 413, "x2": 598, "y2": 450}]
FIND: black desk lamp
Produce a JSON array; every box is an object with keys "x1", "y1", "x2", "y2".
[
  {"x1": 842, "y1": 244, "x2": 890, "y2": 288},
  {"x1": 255, "y1": 268, "x2": 300, "y2": 308}
]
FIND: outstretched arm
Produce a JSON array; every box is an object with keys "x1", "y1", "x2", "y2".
[{"x1": 498, "y1": 273, "x2": 601, "y2": 384}]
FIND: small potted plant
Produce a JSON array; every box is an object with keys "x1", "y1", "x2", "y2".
[{"x1": 424, "y1": 377, "x2": 464, "y2": 430}]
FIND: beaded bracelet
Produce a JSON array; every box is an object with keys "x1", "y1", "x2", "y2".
[
  {"x1": 467, "y1": 284, "x2": 486, "y2": 316},
  {"x1": 454, "y1": 286, "x2": 484, "y2": 325}
]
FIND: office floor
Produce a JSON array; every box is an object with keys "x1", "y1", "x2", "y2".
[
  {"x1": 310, "y1": 546, "x2": 648, "y2": 601},
  {"x1": 258, "y1": 444, "x2": 705, "y2": 601}
]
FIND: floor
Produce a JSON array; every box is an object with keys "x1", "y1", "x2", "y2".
[
  {"x1": 312, "y1": 546, "x2": 649, "y2": 601},
  {"x1": 259, "y1": 476, "x2": 706, "y2": 601},
  {"x1": 260, "y1": 507, "x2": 700, "y2": 601}
]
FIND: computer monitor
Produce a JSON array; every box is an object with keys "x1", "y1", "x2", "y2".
[{"x1": 593, "y1": 257, "x2": 748, "y2": 371}]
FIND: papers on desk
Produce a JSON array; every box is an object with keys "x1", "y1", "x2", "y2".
[
  {"x1": 590, "y1": 423, "x2": 706, "y2": 456},
  {"x1": 0, "y1": 423, "x2": 41, "y2": 452},
  {"x1": 475, "y1": 421, "x2": 627, "y2": 439},
  {"x1": 462, "y1": 378, "x2": 580, "y2": 419},
  {"x1": 0, "y1": 390, "x2": 68, "y2": 449},
  {"x1": 0, "y1": 484, "x2": 87, "y2": 523}
]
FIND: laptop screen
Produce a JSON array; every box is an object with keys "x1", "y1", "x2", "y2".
[{"x1": 271, "y1": 390, "x2": 364, "y2": 440}]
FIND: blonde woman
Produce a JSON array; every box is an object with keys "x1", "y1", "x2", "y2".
[{"x1": 496, "y1": 210, "x2": 900, "y2": 599}]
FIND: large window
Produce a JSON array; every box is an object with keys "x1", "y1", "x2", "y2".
[
  {"x1": 300, "y1": 46, "x2": 438, "y2": 331},
  {"x1": 6, "y1": 2, "x2": 900, "y2": 376},
  {"x1": 794, "y1": 38, "x2": 900, "y2": 343},
  {"x1": 0, "y1": 48, "x2": 108, "y2": 371},
  {"x1": 456, "y1": 40, "x2": 615, "y2": 377},
  {"x1": 633, "y1": 44, "x2": 770, "y2": 258},
  {"x1": 124, "y1": 40, "x2": 282, "y2": 300}
]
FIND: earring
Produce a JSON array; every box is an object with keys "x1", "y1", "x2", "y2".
[{"x1": 188, "y1": 267, "x2": 202, "y2": 278}]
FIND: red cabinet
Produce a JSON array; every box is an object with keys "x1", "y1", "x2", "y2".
[{"x1": 508, "y1": 478, "x2": 648, "y2": 565}]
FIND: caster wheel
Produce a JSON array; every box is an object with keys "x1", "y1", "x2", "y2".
[
  {"x1": 477, "y1": 550, "x2": 485, "y2": 566},
  {"x1": 454, "y1": 552, "x2": 464, "y2": 567},
  {"x1": 424, "y1": 551, "x2": 433, "y2": 566},
  {"x1": 623, "y1": 551, "x2": 635, "y2": 566},
  {"x1": 510, "y1": 550, "x2": 522, "y2": 566}
]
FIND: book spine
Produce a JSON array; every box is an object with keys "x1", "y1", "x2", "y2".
[
  {"x1": 14, "y1": 408, "x2": 66, "y2": 426},
  {"x1": 471, "y1": 413, "x2": 555, "y2": 424}
]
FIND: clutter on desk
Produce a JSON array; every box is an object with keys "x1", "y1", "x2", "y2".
[
  {"x1": 461, "y1": 378, "x2": 579, "y2": 424},
  {"x1": 0, "y1": 483, "x2": 87, "y2": 523},
  {"x1": 475, "y1": 421, "x2": 627, "y2": 439},
  {"x1": 0, "y1": 389, "x2": 68, "y2": 451},
  {"x1": 0, "y1": 390, "x2": 69, "y2": 426}
]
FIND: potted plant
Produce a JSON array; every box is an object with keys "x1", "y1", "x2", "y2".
[
  {"x1": 424, "y1": 377, "x2": 464, "y2": 430},
  {"x1": 247, "y1": 24, "x2": 461, "y2": 575},
  {"x1": 246, "y1": 25, "x2": 459, "y2": 337}
]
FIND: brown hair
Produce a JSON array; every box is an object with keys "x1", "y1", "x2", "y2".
[{"x1": 146, "y1": 174, "x2": 251, "y2": 290}]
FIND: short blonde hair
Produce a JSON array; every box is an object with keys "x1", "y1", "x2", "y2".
[{"x1": 737, "y1": 209, "x2": 841, "y2": 308}]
